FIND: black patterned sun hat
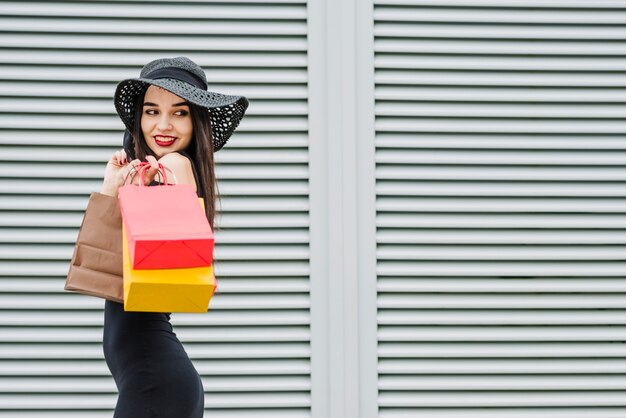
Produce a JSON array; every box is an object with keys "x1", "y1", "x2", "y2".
[{"x1": 114, "y1": 56, "x2": 249, "y2": 152}]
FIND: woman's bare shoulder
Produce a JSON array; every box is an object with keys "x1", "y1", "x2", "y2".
[{"x1": 158, "y1": 152, "x2": 196, "y2": 190}]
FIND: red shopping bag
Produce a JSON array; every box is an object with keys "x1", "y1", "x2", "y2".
[{"x1": 118, "y1": 162, "x2": 214, "y2": 270}]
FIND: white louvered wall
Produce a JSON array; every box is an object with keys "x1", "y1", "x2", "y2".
[
  {"x1": 374, "y1": 1, "x2": 626, "y2": 417},
  {"x1": 0, "y1": 1, "x2": 310, "y2": 416}
]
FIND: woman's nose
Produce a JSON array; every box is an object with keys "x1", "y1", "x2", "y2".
[{"x1": 157, "y1": 116, "x2": 173, "y2": 130}]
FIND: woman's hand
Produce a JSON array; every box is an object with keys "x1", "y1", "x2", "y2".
[
  {"x1": 127, "y1": 155, "x2": 161, "y2": 187},
  {"x1": 100, "y1": 150, "x2": 161, "y2": 196}
]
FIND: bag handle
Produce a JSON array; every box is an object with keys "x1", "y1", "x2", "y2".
[
  {"x1": 122, "y1": 161, "x2": 179, "y2": 186},
  {"x1": 137, "y1": 162, "x2": 180, "y2": 186}
]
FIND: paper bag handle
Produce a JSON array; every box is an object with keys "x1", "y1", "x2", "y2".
[{"x1": 136, "y1": 162, "x2": 179, "y2": 186}]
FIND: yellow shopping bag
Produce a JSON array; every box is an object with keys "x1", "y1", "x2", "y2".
[{"x1": 122, "y1": 225, "x2": 216, "y2": 313}]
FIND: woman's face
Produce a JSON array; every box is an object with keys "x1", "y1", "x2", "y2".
[{"x1": 141, "y1": 85, "x2": 193, "y2": 158}]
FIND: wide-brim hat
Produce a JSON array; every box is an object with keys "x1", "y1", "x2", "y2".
[{"x1": 114, "y1": 56, "x2": 249, "y2": 152}]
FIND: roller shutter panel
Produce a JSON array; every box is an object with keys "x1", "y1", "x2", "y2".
[
  {"x1": 375, "y1": 1, "x2": 626, "y2": 417},
  {"x1": 0, "y1": 1, "x2": 310, "y2": 416}
]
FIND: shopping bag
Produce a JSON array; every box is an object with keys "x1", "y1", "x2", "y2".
[
  {"x1": 65, "y1": 192, "x2": 123, "y2": 303},
  {"x1": 118, "y1": 162, "x2": 214, "y2": 270},
  {"x1": 122, "y1": 224, "x2": 216, "y2": 313}
]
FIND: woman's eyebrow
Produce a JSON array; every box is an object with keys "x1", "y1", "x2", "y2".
[{"x1": 143, "y1": 101, "x2": 189, "y2": 107}]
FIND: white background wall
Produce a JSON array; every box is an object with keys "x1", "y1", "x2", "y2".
[{"x1": 1, "y1": 1, "x2": 626, "y2": 417}]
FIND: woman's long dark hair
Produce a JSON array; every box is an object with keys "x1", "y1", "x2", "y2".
[{"x1": 130, "y1": 89, "x2": 221, "y2": 234}]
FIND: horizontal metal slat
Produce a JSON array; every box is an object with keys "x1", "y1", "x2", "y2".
[
  {"x1": 378, "y1": 308, "x2": 626, "y2": 327},
  {"x1": 0, "y1": 358, "x2": 310, "y2": 376},
  {"x1": 0, "y1": 50, "x2": 307, "y2": 67},
  {"x1": 375, "y1": 0, "x2": 626, "y2": 8},
  {"x1": 0, "y1": 375, "x2": 309, "y2": 392},
  {"x1": 0, "y1": 326, "x2": 309, "y2": 343},
  {"x1": 378, "y1": 245, "x2": 626, "y2": 260},
  {"x1": 379, "y1": 342, "x2": 626, "y2": 357},
  {"x1": 0, "y1": 294, "x2": 310, "y2": 310},
  {"x1": 375, "y1": 71, "x2": 626, "y2": 87},
  {"x1": 378, "y1": 326, "x2": 626, "y2": 341},
  {"x1": 377, "y1": 213, "x2": 626, "y2": 229},
  {"x1": 0, "y1": 3, "x2": 307, "y2": 19},
  {"x1": 379, "y1": 408, "x2": 626, "y2": 418},
  {"x1": 0, "y1": 82, "x2": 307, "y2": 100},
  {"x1": 378, "y1": 278, "x2": 626, "y2": 293},
  {"x1": 376, "y1": 181, "x2": 626, "y2": 197},
  {"x1": 375, "y1": 85, "x2": 626, "y2": 102},
  {"x1": 0, "y1": 392, "x2": 310, "y2": 409},
  {"x1": 375, "y1": 23, "x2": 626, "y2": 40},
  {"x1": 0, "y1": 34, "x2": 307, "y2": 51},
  {"x1": 0, "y1": 131, "x2": 308, "y2": 148},
  {"x1": 2, "y1": 260, "x2": 309, "y2": 276},
  {"x1": 377, "y1": 197, "x2": 626, "y2": 213},
  {"x1": 374, "y1": 6, "x2": 626, "y2": 24},
  {"x1": 0, "y1": 98, "x2": 306, "y2": 116},
  {"x1": 377, "y1": 166, "x2": 626, "y2": 181},
  {"x1": 0, "y1": 309, "x2": 310, "y2": 326},
  {"x1": 376, "y1": 54, "x2": 626, "y2": 71},
  {"x1": 377, "y1": 102, "x2": 626, "y2": 118},
  {"x1": 376, "y1": 229, "x2": 626, "y2": 245},
  {"x1": 378, "y1": 358, "x2": 626, "y2": 374},
  {"x1": 0, "y1": 66, "x2": 307, "y2": 84},
  {"x1": 376, "y1": 118, "x2": 626, "y2": 134},
  {"x1": 377, "y1": 261, "x2": 626, "y2": 276},
  {"x1": 0, "y1": 114, "x2": 306, "y2": 132},
  {"x1": 0, "y1": 195, "x2": 309, "y2": 212},
  {"x1": 0, "y1": 342, "x2": 310, "y2": 360},
  {"x1": 0, "y1": 277, "x2": 310, "y2": 295},
  {"x1": 0, "y1": 147, "x2": 309, "y2": 164},
  {"x1": 0, "y1": 179, "x2": 309, "y2": 195},
  {"x1": 375, "y1": 135, "x2": 626, "y2": 150},
  {"x1": 0, "y1": 163, "x2": 309, "y2": 181},
  {"x1": 375, "y1": 38, "x2": 626, "y2": 55},
  {"x1": 376, "y1": 149, "x2": 626, "y2": 165},
  {"x1": 378, "y1": 294, "x2": 626, "y2": 309},
  {"x1": 0, "y1": 377, "x2": 115, "y2": 392},
  {"x1": 0, "y1": 412, "x2": 310, "y2": 418},
  {"x1": 378, "y1": 391, "x2": 626, "y2": 407},
  {"x1": 379, "y1": 375, "x2": 626, "y2": 390},
  {"x1": 0, "y1": 18, "x2": 307, "y2": 36},
  {"x1": 0, "y1": 228, "x2": 309, "y2": 245}
]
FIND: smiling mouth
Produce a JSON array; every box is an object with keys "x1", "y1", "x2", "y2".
[{"x1": 154, "y1": 136, "x2": 176, "y2": 146}]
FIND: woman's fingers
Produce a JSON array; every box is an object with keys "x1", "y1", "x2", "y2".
[
  {"x1": 146, "y1": 155, "x2": 158, "y2": 169},
  {"x1": 110, "y1": 154, "x2": 161, "y2": 186},
  {"x1": 141, "y1": 155, "x2": 160, "y2": 184},
  {"x1": 143, "y1": 166, "x2": 160, "y2": 185},
  {"x1": 109, "y1": 149, "x2": 129, "y2": 167},
  {"x1": 109, "y1": 151, "x2": 120, "y2": 167},
  {"x1": 119, "y1": 159, "x2": 140, "y2": 185}
]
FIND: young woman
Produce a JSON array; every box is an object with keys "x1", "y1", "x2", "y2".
[{"x1": 99, "y1": 57, "x2": 248, "y2": 418}]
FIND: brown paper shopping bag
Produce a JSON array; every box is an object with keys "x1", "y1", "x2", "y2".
[{"x1": 65, "y1": 192, "x2": 123, "y2": 302}]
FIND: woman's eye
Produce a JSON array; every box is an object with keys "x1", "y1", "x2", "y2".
[{"x1": 144, "y1": 109, "x2": 188, "y2": 116}]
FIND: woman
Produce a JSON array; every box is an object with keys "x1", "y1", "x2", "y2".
[{"x1": 99, "y1": 57, "x2": 248, "y2": 418}]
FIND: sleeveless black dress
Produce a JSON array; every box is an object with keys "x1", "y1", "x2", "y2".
[{"x1": 103, "y1": 152, "x2": 205, "y2": 418}]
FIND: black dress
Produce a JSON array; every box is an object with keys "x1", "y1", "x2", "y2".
[
  {"x1": 103, "y1": 301, "x2": 204, "y2": 417},
  {"x1": 103, "y1": 152, "x2": 205, "y2": 417}
]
